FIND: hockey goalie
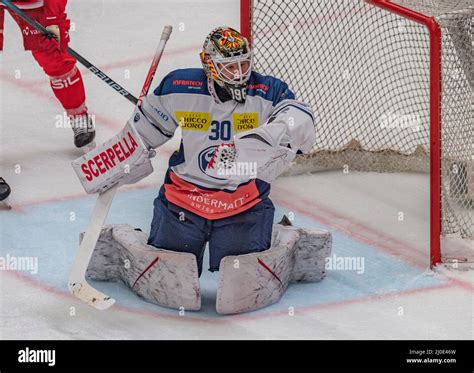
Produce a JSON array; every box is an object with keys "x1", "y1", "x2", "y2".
[{"x1": 73, "y1": 27, "x2": 332, "y2": 314}]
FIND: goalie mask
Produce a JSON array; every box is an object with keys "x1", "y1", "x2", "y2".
[{"x1": 200, "y1": 27, "x2": 252, "y2": 103}]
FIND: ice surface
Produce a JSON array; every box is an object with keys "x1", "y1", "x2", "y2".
[{"x1": 0, "y1": 0, "x2": 472, "y2": 340}]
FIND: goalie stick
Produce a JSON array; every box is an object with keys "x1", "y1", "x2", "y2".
[
  {"x1": 68, "y1": 25, "x2": 173, "y2": 310},
  {"x1": 0, "y1": 0, "x2": 139, "y2": 105}
]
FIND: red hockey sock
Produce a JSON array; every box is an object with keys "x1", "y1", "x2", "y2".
[{"x1": 49, "y1": 66, "x2": 87, "y2": 116}]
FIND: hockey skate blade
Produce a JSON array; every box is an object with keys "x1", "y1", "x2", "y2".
[{"x1": 69, "y1": 280, "x2": 115, "y2": 310}]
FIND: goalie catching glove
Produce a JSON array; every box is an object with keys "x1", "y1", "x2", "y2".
[
  {"x1": 209, "y1": 101, "x2": 315, "y2": 183},
  {"x1": 72, "y1": 121, "x2": 154, "y2": 194}
]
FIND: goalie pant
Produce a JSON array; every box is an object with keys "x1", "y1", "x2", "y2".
[
  {"x1": 132, "y1": 68, "x2": 315, "y2": 220},
  {"x1": 0, "y1": 0, "x2": 88, "y2": 116},
  {"x1": 131, "y1": 68, "x2": 314, "y2": 273},
  {"x1": 148, "y1": 191, "x2": 275, "y2": 275}
]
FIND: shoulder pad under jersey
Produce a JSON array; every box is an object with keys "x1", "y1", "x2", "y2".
[
  {"x1": 153, "y1": 68, "x2": 210, "y2": 97},
  {"x1": 246, "y1": 71, "x2": 296, "y2": 106}
]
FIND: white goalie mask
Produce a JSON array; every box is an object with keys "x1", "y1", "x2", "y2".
[
  {"x1": 200, "y1": 27, "x2": 253, "y2": 103},
  {"x1": 211, "y1": 52, "x2": 253, "y2": 86}
]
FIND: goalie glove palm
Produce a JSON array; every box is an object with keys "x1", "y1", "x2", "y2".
[
  {"x1": 234, "y1": 123, "x2": 297, "y2": 183},
  {"x1": 209, "y1": 123, "x2": 296, "y2": 183}
]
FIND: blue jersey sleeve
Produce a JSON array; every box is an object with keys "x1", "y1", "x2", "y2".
[
  {"x1": 246, "y1": 72, "x2": 296, "y2": 106},
  {"x1": 153, "y1": 69, "x2": 210, "y2": 97}
]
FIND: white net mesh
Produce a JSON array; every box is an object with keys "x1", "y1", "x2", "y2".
[{"x1": 249, "y1": 0, "x2": 473, "y2": 261}]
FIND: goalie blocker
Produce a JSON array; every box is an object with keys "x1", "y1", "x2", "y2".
[
  {"x1": 84, "y1": 222, "x2": 332, "y2": 314},
  {"x1": 71, "y1": 120, "x2": 154, "y2": 194}
]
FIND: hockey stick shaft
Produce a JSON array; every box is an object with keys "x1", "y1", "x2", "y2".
[
  {"x1": 1, "y1": 0, "x2": 139, "y2": 105},
  {"x1": 68, "y1": 26, "x2": 173, "y2": 310},
  {"x1": 138, "y1": 26, "x2": 173, "y2": 105}
]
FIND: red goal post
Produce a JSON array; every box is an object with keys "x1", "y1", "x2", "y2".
[{"x1": 240, "y1": 0, "x2": 473, "y2": 267}]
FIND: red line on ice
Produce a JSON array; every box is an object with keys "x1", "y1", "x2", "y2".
[
  {"x1": 0, "y1": 70, "x2": 122, "y2": 131},
  {"x1": 271, "y1": 185, "x2": 428, "y2": 268},
  {"x1": 0, "y1": 43, "x2": 201, "y2": 132},
  {"x1": 4, "y1": 268, "x2": 467, "y2": 326}
]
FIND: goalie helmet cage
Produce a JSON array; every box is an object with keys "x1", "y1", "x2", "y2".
[{"x1": 240, "y1": 0, "x2": 473, "y2": 267}]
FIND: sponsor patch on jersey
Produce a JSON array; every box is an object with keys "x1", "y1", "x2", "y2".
[
  {"x1": 232, "y1": 113, "x2": 259, "y2": 132},
  {"x1": 153, "y1": 107, "x2": 169, "y2": 122},
  {"x1": 176, "y1": 112, "x2": 211, "y2": 131},
  {"x1": 247, "y1": 83, "x2": 269, "y2": 92},
  {"x1": 164, "y1": 172, "x2": 262, "y2": 220},
  {"x1": 172, "y1": 80, "x2": 203, "y2": 87}
]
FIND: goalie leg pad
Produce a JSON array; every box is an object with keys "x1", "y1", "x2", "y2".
[
  {"x1": 83, "y1": 224, "x2": 201, "y2": 311},
  {"x1": 216, "y1": 224, "x2": 332, "y2": 315},
  {"x1": 290, "y1": 227, "x2": 332, "y2": 282}
]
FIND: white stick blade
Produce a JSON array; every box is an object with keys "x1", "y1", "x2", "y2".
[{"x1": 69, "y1": 281, "x2": 115, "y2": 311}]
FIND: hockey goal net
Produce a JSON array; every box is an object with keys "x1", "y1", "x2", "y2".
[{"x1": 241, "y1": 0, "x2": 473, "y2": 267}]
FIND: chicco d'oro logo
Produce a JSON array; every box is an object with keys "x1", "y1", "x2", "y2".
[
  {"x1": 233, "y1": 113, "x2": 259, "y2": 132},
  {"x1": 175, "y1": 112, "x2": 211, "y2": 131}
]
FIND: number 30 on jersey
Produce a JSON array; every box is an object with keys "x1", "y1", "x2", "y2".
[{"x1": 209, "y1": 120, "x2": 231, "y2": 141}]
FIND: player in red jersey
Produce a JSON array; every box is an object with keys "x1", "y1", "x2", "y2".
[{"x1": 0, "y1": 0, "x2": 95, "y2": 148}]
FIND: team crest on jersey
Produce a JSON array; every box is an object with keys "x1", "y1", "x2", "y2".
[{"x1": 198, "y1": 145, "x2": 226, "y2": 180}]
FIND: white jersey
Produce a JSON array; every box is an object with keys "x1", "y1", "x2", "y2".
[{"x1": 131, "y1": 68, "x2": 315, "y2": 219}]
